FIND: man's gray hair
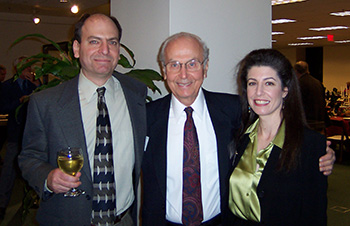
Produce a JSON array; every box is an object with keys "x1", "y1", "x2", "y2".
[{"x1": 158, "y1": 32, "x2": 209, "y2": 66}]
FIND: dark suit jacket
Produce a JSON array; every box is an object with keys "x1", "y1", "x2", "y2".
[
  {"x1": 299, "y1": 73, "x2": 326, "y2": 123},
  {"x1": 18, "y1": 72, "x2": 147, "y2": 226},
  {"x1": 0, "y1": 77, "x2": 38, "y2": 142},
  {"x1": 142, "y1": 89, "x2": 241, "y2": 225},
  {"x1": 226, "y1": 127, "x2": 327, "y2": 226}
]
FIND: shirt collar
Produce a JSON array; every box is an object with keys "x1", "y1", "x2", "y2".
[
  {"x1": 78, "y1": 70, "x2": 116, "y2": 102},
  {"x1": 246, "y1": 118, "x2": 285, "y2": 149},
  {"x1": 170, "y1": 88, "x2": 205, "y2": 122}
]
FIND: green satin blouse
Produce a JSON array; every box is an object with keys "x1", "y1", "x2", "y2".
[{"x1": 228, "y1": 119, "x2": 285, "y2": 222}]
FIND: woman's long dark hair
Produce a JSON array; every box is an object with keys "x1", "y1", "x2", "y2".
[{"x1": 236, "y1": 48, "x2": 307, "y2": 171}]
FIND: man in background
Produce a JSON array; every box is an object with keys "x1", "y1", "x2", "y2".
[
  {"x1": 0, "y1": 57, "x2": 40, "y2": 220},
  {"x1": 294, "y1": 61, "x2": 326, "y2": 132},
  {"x1": 0, "y1": 65, "x2": 7, "y2": 167},
  {"x1": 0, "y1": 65, "x2": 6, "y2": 83}
]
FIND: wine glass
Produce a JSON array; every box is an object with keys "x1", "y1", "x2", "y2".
[{"x1": 57, "y1": 147, "x2": 85, "y2": 197}]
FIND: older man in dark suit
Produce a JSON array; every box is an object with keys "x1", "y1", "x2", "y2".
[
  {"x1": 18, "y1": 14, "x2": 146, "y2": 226},
  {"x1": 142, "y1": 32, "x2": 335, "y2": 226}
]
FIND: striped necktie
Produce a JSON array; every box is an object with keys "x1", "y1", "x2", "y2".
[{"x1": 92, "y1": 87, "x2": 116, "y2": 226}]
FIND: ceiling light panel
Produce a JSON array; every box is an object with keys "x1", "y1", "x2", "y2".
[
  {"x1": 272, "y1": 19, "x2": 296, "y2": 24},
  {"x1": 272, "y1": 0, "x2": 306, "y2": 6},
  {"x1": 309, "y1": 26, "x2": 349, "y2": 31},
  {"x1": 330, "y1": 11, "x2": 350, "y2": 17},
  {"x1": 272, "y1": 32, "x2": 285, "y2": 35},
  {"x1": 297, "y1": 36, "x2": 327, "y2": 40},
  {"x1": 334, "y1": 40, "x2": 350, "y2": 44},
  {"x1": 288, "y1": 42, "x2": 313, "y2": 46}
]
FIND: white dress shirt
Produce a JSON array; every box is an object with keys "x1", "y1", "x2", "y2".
[
  {"x1": 166, "y1": 88, "x2": 221, "y2": 223},
  {"x1": 79, "y1": 72, "x2": 135, "y2": 215}
]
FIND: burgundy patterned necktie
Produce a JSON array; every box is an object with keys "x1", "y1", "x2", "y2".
[
  {"x1": 182, "y1": 107, "x2": 203, "y2": 226},
  {"x1": 92, "y1": 87, "x2": 116, "y2": 225}
]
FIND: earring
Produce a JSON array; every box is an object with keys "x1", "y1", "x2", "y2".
[{"x1": 248, "y1": 105, "x2": 251, "y2": 113}]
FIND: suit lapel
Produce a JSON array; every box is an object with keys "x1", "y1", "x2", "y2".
[
  {"x1": 148, "y1": 95, "x2": 171, "y2": 198},
  {"x1": 55, "y1": 76, "x2": 92, "y2": 182},
  {"x1": 203, "y1": 90, "x2": 232, "y2": 200}
]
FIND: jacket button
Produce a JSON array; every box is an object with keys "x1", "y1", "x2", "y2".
[{"x1": 258, "y1": 191, "x2": 265, "y2": 198}]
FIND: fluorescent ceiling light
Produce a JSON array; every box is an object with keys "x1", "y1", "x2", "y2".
[
  {"x1": 272, "y1": 19, "x2": 296, "y2": 24},
  {"x1": 297, "y1": 36, "x2": 327, "y2": 40},
  {"x1": 288, "y1": 42, "x2": 313, "y2": 46},
  {"x1": 334, "y1": 40, "x2": 350, "y2": 44},
  {"x1": 309, "y1": 26, "x2": 349, "y2": 31},
  {"x1": 272, "y1": 0, "x2": 306, "y2": 6},
  {"x1": 330, "y1": 11, "x2": 350, "y2": 17},
  {"x1": 272, "y1": 32, "x2": 285, "y2": 35}
]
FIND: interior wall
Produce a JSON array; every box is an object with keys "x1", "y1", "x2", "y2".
[
  {"x1": 0, "y1": 13, "x2": 76, "y2": 80},
  {"x1": 278, "y1": 48, "x2": 297, "y2": 65},
  {"x1": 111, "y1": 0, "x2": 271, "y2": 98},
  {"x1": 278, "y1": 45, "x2": 350, "y2": 93},
  {"x1": 323, "y1": 45, "x2": 350, "y2": 93}
]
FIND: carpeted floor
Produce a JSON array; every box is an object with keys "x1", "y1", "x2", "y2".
[
  {"x1": 0, "y1": 149, "x2": 350, "y2": 225},
  {"x1": 327, "y1": 160, "x2": 350, "y2": 226}
]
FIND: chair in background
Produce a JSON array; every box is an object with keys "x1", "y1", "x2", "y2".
[{"x1": 326, "y1": 119, "x2": 350, "y2": 162}]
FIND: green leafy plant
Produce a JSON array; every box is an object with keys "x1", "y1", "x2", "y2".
[{"x1": 10, "y1": 33, "x2": 162, "y2": 97}]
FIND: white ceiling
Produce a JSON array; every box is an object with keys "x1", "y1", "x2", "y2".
[{"x1": 0, "y1": 0, "x2": 349, "y2": 49}]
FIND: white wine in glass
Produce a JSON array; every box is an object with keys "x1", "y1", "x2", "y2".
[{"x1": 57, "y1": 147, "x2": 85, "y2": 197}]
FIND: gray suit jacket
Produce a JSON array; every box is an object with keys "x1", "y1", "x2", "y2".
[{"x1": 18, "y1": 72, "x2": 147, "y2": 226}]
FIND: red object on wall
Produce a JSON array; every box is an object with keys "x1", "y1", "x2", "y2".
[{"x1": 327, "y1": 34, "x2": 334, "y2": 41}]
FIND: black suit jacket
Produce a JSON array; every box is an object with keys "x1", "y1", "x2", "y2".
[
  {"x1": 18, "y1": 72, "x2": 147, "y2": 226},
  {"x1": 0, "y1": 77, "x2": 38, "y2": 142},
  {"x1": 299, "y1": 73, "x2": 326, "y2": 122},
  {"x1": 142, "y1": 89, "x2": 241, "y2": 225},
  {"x1": 226, "y1": 127, "x2": 327, "y2": 226}
]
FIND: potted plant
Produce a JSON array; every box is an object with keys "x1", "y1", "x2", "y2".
[{"x1": 11, "y1": 33, "x2": 162, "y2": 99}]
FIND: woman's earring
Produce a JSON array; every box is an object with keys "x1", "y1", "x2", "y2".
[{"x1": 248, "y1": 105, "x2": 251, "y2": 113}]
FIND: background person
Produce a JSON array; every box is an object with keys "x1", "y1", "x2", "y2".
[
  {"x1": 0, "y1": 65, "x2": 6, "y2": 83},
  {"x1": 227, "y1": 49, "x2": 327, "y2": 225},
  {"x1": 0, "y1": 57, "x2": 40, "y2": 220},
  {"x1": 0, "y1": 64, "x2": 7, "y2": 167},
  {"x1": 294, "y1": 61, "x2": 326, "y2": 132}
]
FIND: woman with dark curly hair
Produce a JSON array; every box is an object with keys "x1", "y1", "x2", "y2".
[{"x1": 226, "y1": 49, "x2": 327, "y2": 226}]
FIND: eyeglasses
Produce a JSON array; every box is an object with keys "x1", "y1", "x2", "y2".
[{"x1": 164, "y1": 59, "x2": 205, "y2": 73}]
